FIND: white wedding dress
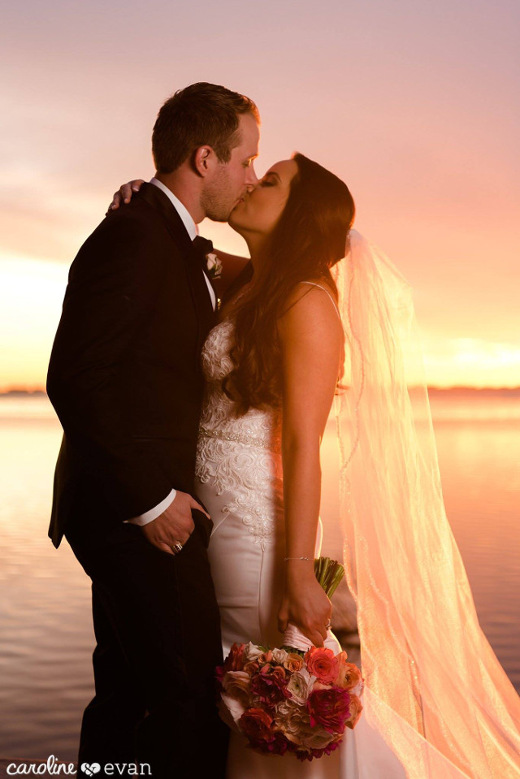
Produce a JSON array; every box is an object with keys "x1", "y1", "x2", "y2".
[{"x1": 194, "y1": 299, "x2": 408, "y2": 778}]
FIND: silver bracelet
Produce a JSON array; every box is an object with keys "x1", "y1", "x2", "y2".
[{"x1": 284, "y1": 556, "x2": 312, "y2": 561}]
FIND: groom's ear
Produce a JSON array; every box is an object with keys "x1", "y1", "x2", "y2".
[{"x1": 193, "y1": 145, "x2": 215, "y2": 178}]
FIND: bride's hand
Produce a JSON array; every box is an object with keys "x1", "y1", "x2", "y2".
[
  {"x1": 107, "y1": 179, "x2": 145, "y2": 213},
  {"x1": 278, "y1": 569, "x2": 332, "y2": 647}
]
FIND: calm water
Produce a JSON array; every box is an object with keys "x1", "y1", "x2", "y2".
[{"x1": 0, "y1": 392, "x2": 519, "y2": 761}]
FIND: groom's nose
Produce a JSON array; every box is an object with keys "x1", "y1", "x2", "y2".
[{"x1": 245, "y1": 165, "x2": 258, "y2": 188}]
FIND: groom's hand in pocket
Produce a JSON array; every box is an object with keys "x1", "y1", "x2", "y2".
[{"x1": 140, "y1": 491, "x2": 210, "y2": 556}]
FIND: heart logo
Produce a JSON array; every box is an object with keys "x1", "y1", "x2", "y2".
[{"x1": 81, "y1": 764, "x2": 101, "y2": 776}]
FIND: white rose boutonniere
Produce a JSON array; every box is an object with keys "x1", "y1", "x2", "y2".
[{"x1": 205, "y1": 252, "x2": 223, "y2": 280}]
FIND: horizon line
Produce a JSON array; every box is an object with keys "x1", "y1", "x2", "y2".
[{"x1": 2, "y1": 386, "x2": 520, "y2": 396}]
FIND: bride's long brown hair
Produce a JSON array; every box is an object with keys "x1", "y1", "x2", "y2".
[{"x1": 224, "y1": 153, "x2": 355, "y2": 415}]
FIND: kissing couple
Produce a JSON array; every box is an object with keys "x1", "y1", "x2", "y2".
[{"x1": 47, "y1": 82, "x2": 520, "y2": 779}]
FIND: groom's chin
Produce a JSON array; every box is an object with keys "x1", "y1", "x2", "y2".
[
  {"x1": 207, "y1": 211, "x2": 233, "y2": 225},
  {"x1": 228, "y1": 216, "x2": 244, "y2": 234}
]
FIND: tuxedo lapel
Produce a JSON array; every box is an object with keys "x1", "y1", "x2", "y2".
[
  {"x1": 138, "y1": 183, "x2": 216, "y2": 355},
  {"x1": 185, "y1": 243, "x2": 217, "y2": 352}
]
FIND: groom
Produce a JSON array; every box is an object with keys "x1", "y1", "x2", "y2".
[{"x1": 47, "y1": 83, "x2": 260, "y2": 778}]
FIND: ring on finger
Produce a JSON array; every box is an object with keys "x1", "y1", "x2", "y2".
[
  {"x1": 325, "y1": 619, "x2": 332, "y2": 629},
  {"x1": 172, "y1": 541, "x2": 183, "y2": 554}
]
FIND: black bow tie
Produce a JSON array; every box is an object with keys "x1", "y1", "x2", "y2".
[{"x1": 192, "y1": 236, "x2": 214, "y2": 270}]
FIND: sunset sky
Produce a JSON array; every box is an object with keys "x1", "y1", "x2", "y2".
[{"x1": 1, "y1": 0, "x2": 519, "y2": 389}]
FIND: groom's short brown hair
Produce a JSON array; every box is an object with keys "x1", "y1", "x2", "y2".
[{"x1": 152, "y1": 82, "x2": 259, "y2": 174}]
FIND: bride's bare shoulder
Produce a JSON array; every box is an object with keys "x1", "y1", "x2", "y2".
[
  {"x1": 278, "y1": 278, "x2": 341, "y2": 342},
  {"x1": 281, "y1": 277, "x2": 338, "y2": 316}
]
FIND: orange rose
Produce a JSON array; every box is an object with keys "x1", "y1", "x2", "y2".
[
  {"x1": 336, "y1": 660, "x2": 363, "y2": 693},
  {"x1": 239, "y1": 707, "x2": 274, "y2": 743},
  {"x1": 243, "y1": 659, "x2": 261, "y2": 675},
  {"x1": 226, "y1": 642, "x2": 246, "y2": 671},
  {"x1": 284, "y1": 653, "x2": 304, "y2": 673},
  {"x1": 305, "y1": 646, "x2": 340, "y2": 685},
  {"x1": 345, "y1": 693, "x2": 363, "y2": 729}
]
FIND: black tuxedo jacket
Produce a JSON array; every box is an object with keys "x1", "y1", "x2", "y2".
[{"x1": 47, "y1": 183, "x2": 216, "y2": 548}]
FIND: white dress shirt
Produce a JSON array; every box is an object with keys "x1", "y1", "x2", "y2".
[
  {"x1": 124, "y1": 177, "x2": 216, "y2": 527},
  {"x1": 149, "y1": 178, "x2": 217, "y2": 309}
]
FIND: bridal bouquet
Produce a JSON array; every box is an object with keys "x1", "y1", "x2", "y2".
[{"x1": 216, "y1": 557, "x2": 363, "y2": 761}]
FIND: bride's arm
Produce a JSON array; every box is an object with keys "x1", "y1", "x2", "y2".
[
  {"x1": 277, "y1": 286, "x2": 343, "y2": 647},
  {"x1": 107, "y1": 181, "x2": 250, "y2": 295}
]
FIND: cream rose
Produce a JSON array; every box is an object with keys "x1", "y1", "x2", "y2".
[
  {"x1": 286, "y1": 667, "x2": 314, "y2": 705},
  {"x1": 272, "y1": 648, "x2": 289, "y2": 664},
  {"x1": 244, "y1": 642, "x2": 264, "y2": 662},
  {"x1": 277, "y1": 700, "x2": 311, "y2": 745},
  {"x1": 222, "y1": 670, "x2": 251, "y2": 706}
]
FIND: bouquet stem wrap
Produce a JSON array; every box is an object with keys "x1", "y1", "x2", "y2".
[
  {"x1": 283, "y1": 624, "x2": 339, "y2": 653},
  {"x1": 283, "y1": 555, "x2": 345, "y2": 651}
]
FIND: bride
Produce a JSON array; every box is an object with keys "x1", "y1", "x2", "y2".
[{"x1": 112, "y1": 156, "x2": 520, "y2": 778}]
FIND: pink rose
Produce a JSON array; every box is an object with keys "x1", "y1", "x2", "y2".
[
  {"x1": 306, "y1": 687, "x2": 352, "y2": 734},
  {"x1": 304, "y1": 646, "x2": 340, "y2": 685},
  {"x1": 259, "y1": 731, "x2": 290, "y2": 756},
  {"x1": 239, "y1": 707, "x2": 274, "y2": 743},
  {"x1": 251, "y1": 664, "x2": 291, "y2": 707},
  {"x1": 291, "y1": 737, "x2": 342, "y2": 762}
]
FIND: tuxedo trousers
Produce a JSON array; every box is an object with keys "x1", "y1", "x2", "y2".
[{"x1": 66, "y1": 509, "x2": 228, "y2": 779}]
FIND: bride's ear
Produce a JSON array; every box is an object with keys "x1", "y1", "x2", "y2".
[{"x1": 193, "y1": 145, "x2": 215, "y2": 178}]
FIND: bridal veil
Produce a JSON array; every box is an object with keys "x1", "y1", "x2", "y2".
[{"x1": 331, "y1": 231, "x2": 520, "y2": 777}]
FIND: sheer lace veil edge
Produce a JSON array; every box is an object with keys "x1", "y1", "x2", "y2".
[{"x1": 332, "y1": 230, "x2": 520, "y2": 778}]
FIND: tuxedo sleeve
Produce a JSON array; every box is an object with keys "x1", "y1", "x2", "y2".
[{"x1": 47, "y1": 213, "x2": 174, "y2": 520}]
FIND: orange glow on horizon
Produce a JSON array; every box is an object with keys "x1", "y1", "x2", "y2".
[{"x1": 2, "y1": 249, "x2": 520, "y2": 392}]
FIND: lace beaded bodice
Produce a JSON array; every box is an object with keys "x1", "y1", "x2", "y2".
[{"x1": 195, "y1": 320, "x2": 283, "y2": 547}]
